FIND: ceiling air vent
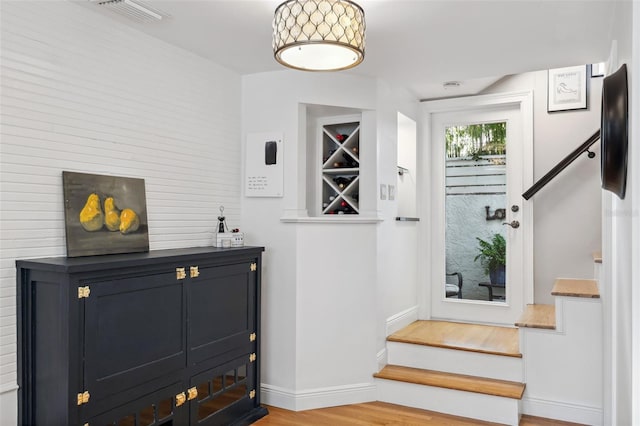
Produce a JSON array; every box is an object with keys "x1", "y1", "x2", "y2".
[{"x1": 93, "y1": 0, "x2": 170, "y2": 22}]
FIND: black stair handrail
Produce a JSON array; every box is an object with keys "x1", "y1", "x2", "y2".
[{"x1": 522, "y1": 130, "x2": 600, "y2": 200}]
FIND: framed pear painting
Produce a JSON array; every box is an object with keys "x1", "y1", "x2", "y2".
[{"x1": 62, "y1": 171, "x2": 149, "y2": 257}]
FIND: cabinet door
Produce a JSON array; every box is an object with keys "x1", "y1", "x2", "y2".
[
  {"x1": 188, "y1": 262, "x2": 256, "y2": 367},
  {"x1": 189, "y1": 354, "x2": 256, "y2": 425},
  {"x1": 83, "y1": 271, "x2": 186, "y2": 408},
  {"x1": 85, "y1": 381, "x2": 188, "y2": 426}
]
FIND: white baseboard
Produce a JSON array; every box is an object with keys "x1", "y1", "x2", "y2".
[
  {"x1": 522, "y1": 397, "x2": 602, "y2": 426},
  {"x1": 260, "y1": 384, "x2": 297, "y2": 410},
  {"x1": 0, "y1": 387, "x2": 17, "y2": 425},
  {"x1": 385, "y1": 305, "x2": 418, "y2": 337},
  {"x1": 261, "y1": 382, "x2": 377, "y2": 412},
  {"x1": 376, "y1": 348, "x2": 387, "y2": 372}
]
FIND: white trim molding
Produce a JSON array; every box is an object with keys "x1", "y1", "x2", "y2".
[
  {"x1": 385, "y1": 305, "x2": 419, "y2": 336},
  {"x1": 280, "y1": 216, "x2": 383, "y2": 223},
  {"x1": 630, "y1": 4, "x2": 640, "y2": 425},
  {"x1": 522, "y1": 397, "x2": 603, "y2": 426},
  {"x1": 261, "y1": 382, "x2": 377, "y2": 412},
  {"x1": 376, "y1": 348, "x2": 387, "y2": 372},
  {"x1": 419, "y1": 91, "x2": 535, "y2": 324}
]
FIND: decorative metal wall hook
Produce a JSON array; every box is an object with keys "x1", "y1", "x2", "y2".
[{"x1": 485, "y1": 206, "x2": 506, "y2": 221}]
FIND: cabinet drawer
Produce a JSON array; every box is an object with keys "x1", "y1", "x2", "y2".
[
  {"x1": 84, "y1": 272, "x2": 186, "y2": 407},
  {"x1": 189, "y1": 354, "x2": 257, "y2": 426},
  {"x1": 188, "y1": 262, "x2": 256, "y2": 366}
]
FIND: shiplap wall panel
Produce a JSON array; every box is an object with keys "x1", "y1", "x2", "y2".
[{"x1": 0, "y1": 0, "x2": 244, "y2": 403}]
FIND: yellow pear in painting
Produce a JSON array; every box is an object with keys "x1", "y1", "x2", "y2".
[
  {"x1": 104, "y1": 197, "x2": 121, "y2": 231},
  {"x1": 79, "y1": 193, "x2": 103, "y2": 231},
  {"x1": 119, "y1": 208, "x2": 140, "y2": 234}
]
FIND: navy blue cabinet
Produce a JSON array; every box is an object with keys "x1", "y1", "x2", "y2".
[{"x1": 17, "y1": 247, "x2": 267, "y2": 426}]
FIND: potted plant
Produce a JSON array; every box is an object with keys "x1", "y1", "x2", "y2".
[{"x1": 474, "y1": 233, "x2": 506, "y2": 285}]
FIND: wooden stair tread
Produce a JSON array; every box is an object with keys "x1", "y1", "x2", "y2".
[
  {"x1": 515, "y1": 304, "x2": 556, "y2": 329},
  {"x1": 592, "y1": 252, "x2": 602, "y2": 264},
  {"x1": 388, "y1": 320, "x2": 521, "y2": 358},
  {"x1": 374, "y1": 365, "x2": 526, "y2": 400},
  {"x1": 551, "y1": 278, "x2": 600, "y2": 298}
]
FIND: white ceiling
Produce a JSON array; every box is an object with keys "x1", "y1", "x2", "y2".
[{"x1": 77, "y1": 0, "x2": 617, "y2": 100}]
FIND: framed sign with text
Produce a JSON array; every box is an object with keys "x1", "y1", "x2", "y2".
[{"x1": 245, "y1": 132, "x2": 284, "y2": 197}]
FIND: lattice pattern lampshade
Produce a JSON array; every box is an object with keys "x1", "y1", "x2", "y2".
[{"x1": 273, "y1": 0, "x2": 366, "y2": 71}]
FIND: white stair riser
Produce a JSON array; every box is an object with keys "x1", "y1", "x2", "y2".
[
  {"x1": 376, "y1": 378, "x2": 521, "y2": 426},
  {"x1": 520, "y1": 298, "x2": 603, "y2": 425},
  {"x1": 387, "y1": 341, "x2": 523, "y2": 382}
]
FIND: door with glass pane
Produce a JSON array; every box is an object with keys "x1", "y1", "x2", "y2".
[{"x1": 427, "y1": 100, "x2": 532, "y2": 325}]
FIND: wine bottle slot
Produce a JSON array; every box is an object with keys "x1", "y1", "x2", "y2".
[
  {"x1": 333, "y1": 176, "x2": 350, "y2": 189},
  {"x1": 342, "y1": 152, "x2": 357, "y2": 167}
]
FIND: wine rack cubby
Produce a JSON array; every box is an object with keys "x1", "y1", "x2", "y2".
[{"x1": 320, "y1": 120, "x2": 360, "y2": 215}]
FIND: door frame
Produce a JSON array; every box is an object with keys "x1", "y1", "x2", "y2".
[{"x1": 418, "y1": 91, "x2": 534, "y2": 324}]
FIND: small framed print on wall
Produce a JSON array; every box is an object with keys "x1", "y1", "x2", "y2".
[{"x1": 547, "y1": 65, "x2": 588, "y2": 112}]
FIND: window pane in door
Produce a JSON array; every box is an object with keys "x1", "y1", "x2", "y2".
[{"x1": 444, "y1": 122, "x2": 507, "y2": 302}]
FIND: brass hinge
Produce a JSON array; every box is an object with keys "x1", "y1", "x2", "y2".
[
  {"x1": 176, "y1": 267, "x2": 186, "y2": 280},
  {"x1": 187, "y1": 386, "x2": 198, "y2": 401},
  {"x1": 190, "y1": 266, "x2": 200, "y2": 278},
  {"x1": 78, "y1": 286, "x2": 90, "y2": 299},
  {"x1": 250, "y1": 262, "x2": 257, "y2": 272},
  {"x1": 175, "y1": 391, "x2": 186, "y2": 407},
  {"x1": 249, "y1": 389, "x2": 256, "y2": 399},
  {"x1": 249, "y1": 353, "x2": 256, "y2": 363},
  {"x1": 76, "y1": 391, "x2": 90, "y2": 406},
  {"x1": 249, "y1": 332, "x2": 256, "y2": 342}
]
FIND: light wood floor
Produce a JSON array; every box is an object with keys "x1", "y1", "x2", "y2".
[
  {"x1": 254, "y1": 402, "x2": 585, "y2": 425},
  {"x1": 387, "y1": 320, "x2": 521, "y2": 358}
]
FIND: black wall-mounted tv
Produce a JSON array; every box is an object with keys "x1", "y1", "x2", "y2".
[{"x1": 601, "y1": 63, "x2": 628, "y2": 200}]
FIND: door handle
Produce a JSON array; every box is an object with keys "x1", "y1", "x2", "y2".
[{"x1": 503, "y1": 220, "x2": 520, "y2": 229}]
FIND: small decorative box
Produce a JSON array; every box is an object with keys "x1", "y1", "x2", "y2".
[{"x1": 216, "y1": 232, "x2": 244, "y2": 248}]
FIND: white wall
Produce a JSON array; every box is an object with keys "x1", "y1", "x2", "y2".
[
  {"x1": 242, "y1": 71, "x2": 376, "y2": 409},
  {"x1": 631, "y1": 4, "x2": 640, "y2": 424},
  {"x1": 374, "y1": 79, "x2": 420, "y2": 360},
  {"x1": 602, "y1": 1, "x2": 636, "y2": 425},
  {"x1": 397, "y1": 113, "x2": 417, "y2": 218},
  {"x1": 241, "y1": 71, "x2": 419, "y2": 409},
  {"x1": 0, "y1": 2, "x2": 243, "y2": 423},
  {"x1": 482, "y1": 71, "x2": 602, "y2": 304}
]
